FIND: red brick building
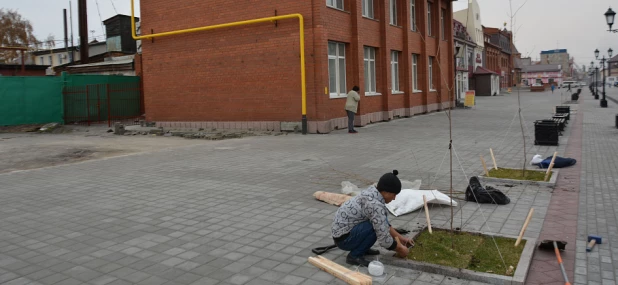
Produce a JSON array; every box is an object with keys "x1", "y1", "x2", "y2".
[
  {"x1": 139, "y1": 0, "x2": 455, "y2": 133},
  {"x1": 0, "y1": 64, "x2": 48, "y2": 76},
  {"x1": 483, "y1": 26, "x2": 513, "y2": 89}
]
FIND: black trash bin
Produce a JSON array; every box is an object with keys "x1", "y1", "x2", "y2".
[
  {"x1": 535, "y1": 120, "x2": 560, "y2": 146},
  {"x1": 555, "y1": 106, "x2": 570, "y2": 121}
]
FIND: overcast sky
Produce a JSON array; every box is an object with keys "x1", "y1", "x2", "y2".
[{"x1": 1, "y1": 0, "x2": 615, "y2": 68}]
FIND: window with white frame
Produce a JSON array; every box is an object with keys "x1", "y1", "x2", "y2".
[
  {"x1": 429, "y1": 56, "x2": 435, "y2": 90},
  {"x1": 410, "y1": 0, "x2": 416, "y2": 31},
  {"x1": 412, "y1": 54, "x2": 419, "y2": 91},
  {"x1": 326, "y1": 0, "x2": 344, "y2": 10},
  {"x1": 441, "y1": 9, "x2": 446, "y2": 40},
  {"x1": 362, "y1": 0, "x2": 374, "y2": 18},
  {"x1": 389, "y1": 0, "x2": 397, "y2": 25},
  {"x1": 391, "y1": 51, "x2": 400, "y2": 92},
  {"x1": 39, "y1": 57, "x2": 44, "y2": 65},
  {"x1": 58, "y1": 54, "x2": 63, "y2": 65},
  {"x1": 364, "y1": 46, "x2": 377, "y2": 94},
  {"x1": 48, "y1": 56, "x2": 52, "y2": 65},
  {"x1": 328, "y1": 41, "x2": 347, "y2": 98},
  {"x1": 427, "y1": 1, "x2": 433, "y2": 36}
]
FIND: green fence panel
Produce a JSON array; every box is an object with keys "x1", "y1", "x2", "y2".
[
  {"x1": 0, "y1": 76, "x2": 63, "y2": 126},
  {"x1": 0, "y1": 74, "x2": 141, "y2": 126}
]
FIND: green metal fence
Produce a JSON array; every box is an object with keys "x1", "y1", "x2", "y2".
[
  {"x1": 0, "y1": 76, "x2": 63, "y2": 126},
  {"x1": 0, "y1": 73, "x2": 141, "y2": 127}
]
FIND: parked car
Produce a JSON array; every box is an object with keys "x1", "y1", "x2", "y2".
[
  {"x1": 560, "y1": 81, "x2": 577, "y2": 89},
  {"x1": 614, "y1": 82, "x2": 618, "y2": 87}
]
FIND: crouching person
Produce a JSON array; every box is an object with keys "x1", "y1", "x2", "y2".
[{"x1": 331, "y1": 170, "x2": 413, "y2": 266}]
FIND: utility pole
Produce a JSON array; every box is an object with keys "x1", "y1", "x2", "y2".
[
  {"x1": 64, "y1": 9, "x2": 69, "y2": 64},
  {"x1": 78, "y1": 0, "x2": 89, "y2": 63},
  {"x1": 70, "y1": 0, "x2": 75, "y2": 62}
]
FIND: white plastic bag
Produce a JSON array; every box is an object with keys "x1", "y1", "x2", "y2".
[
  {"x1": 341, "y1": 181, "x2": 361, "y2": 196},
  {"x1": 386, "y1": 189, "x2": 458, "y2": 217},
  {"x1": 530, "y1": 154, "x2": 543, "y2": 165},
  {"x1": 400, "y1": 179, "x2": 422, "y2": 190}
]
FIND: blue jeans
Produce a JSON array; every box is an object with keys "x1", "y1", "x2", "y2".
[{"x1": 335, "y1": 221, "x2": 377, "y2": 258}]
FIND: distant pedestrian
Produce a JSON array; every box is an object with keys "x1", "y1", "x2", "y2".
[
  {"x1": 551, "y1": 85, "x2": 555, "y2": 93},
  {"x1": 345, "y1": 86, "x2": 361, "y2": 134}
]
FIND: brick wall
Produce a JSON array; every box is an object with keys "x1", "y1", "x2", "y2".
[
  {"x1": 140, "y1": 0, "x2": 454, "y2": 132},
  {"x1": 0, "y1": 67, "x2": 47, "y2": 76}
]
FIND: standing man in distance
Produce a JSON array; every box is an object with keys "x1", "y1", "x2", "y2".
[{"x1": 345, "y1": 86, "x2": 360, "y2": 134}]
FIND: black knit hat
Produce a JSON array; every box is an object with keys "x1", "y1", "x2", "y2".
[{"x1": 376, "y1": 170, "x2": 401, "y2": 194}]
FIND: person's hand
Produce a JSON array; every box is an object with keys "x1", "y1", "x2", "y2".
[
  {"x1": 395, "y1": 242, "x2": 408, "y2": 258},
  {"x1": 399, "y1": 237, "x2": 414, "y2": 248}
]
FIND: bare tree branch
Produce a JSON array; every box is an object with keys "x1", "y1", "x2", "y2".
[{"x1": 0, "y1": 9, "x2": 39, "y2": 63}]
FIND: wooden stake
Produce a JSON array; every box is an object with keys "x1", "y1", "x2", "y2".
[
  {"x1": 490, "y1": 148, "x2": 498, "y2": 170},
  {"x1": 544, "y1": 152, "x2": 558, "y2": 182},
  {"x1": 308, "y1": 256, "x2": 372, "y2": 285},
  {"x1": 423, "y1": 195, "x2": 433, "y2": 234},
  {"x1": 515, "y1": 208, "x2": 534, "y2": 247},
  {"x1": 480, "y1": 155, "x2": 489, "y2": 176}
]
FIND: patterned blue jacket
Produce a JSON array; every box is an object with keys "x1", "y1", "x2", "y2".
[{"x1": 331, "y1": 186, "x2": 397, "y2": 250}]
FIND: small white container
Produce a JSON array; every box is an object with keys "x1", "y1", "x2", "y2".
[{"x1": 367, "y1": 260, "x2": 384, "y2": 276}]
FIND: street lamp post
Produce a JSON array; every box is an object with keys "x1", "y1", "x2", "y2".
[
  {"x1": 596, "y1": 49, "x2": 610, "y2": 107},
  {"x1": 606, "y1": 8, "x2": 618, "y2": 33},
  {"x1": 591, "y1": 62, "x2": 595, "y2": 96}
]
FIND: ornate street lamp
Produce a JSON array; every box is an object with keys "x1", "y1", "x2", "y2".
[
  {"x1": 606, "y1": 8, "x2": 617, "y2": 32},
  {"x1": 594, "y1": 67, "x2": 599, "y2": 100},
  {"x1": 591, "y1": 61, "x2": 598, "y2": 98},
  {"x1": 596, "y1": 48, "x2": 611, "y2": 107}
]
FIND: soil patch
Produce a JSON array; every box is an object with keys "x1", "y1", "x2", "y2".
[
  {"x1": 487, "y1": 168, "x2": 549, "y2": 182},
  {"x1": 407, "y1": 229, "x2": 525, "y2": 276}
]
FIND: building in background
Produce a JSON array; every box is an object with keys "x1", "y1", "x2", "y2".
[
  {"x1": 476, "y1": 31, "x2": 500, "y2": 95},
  {"x1": 138, "y1": 0, "x2": 456, "y2": 133},
  {"x1": 54, "y1": 15, "x2": 141, "y2": 76},
  {"x1": 453, "y1": 0, "x2": 484, "y2": 69},
  {"x1": 0, "y1": 64, "x2": 49, "y2": 76},
  {"x1": 521, "y1": 64, "x2": 563, "y2": 86},
  {"x1": 453, "y1": 19, "x2": 476, "y2": 103},
  {"x1": 540, "y1": 49, "x2": 572, "y2": 78},
  {"x1": 31, "y1": 41, "x2": 107, "y2": 68},
  {"x1": 483, "y1": 26, "x2": 513, "y2": 89}
]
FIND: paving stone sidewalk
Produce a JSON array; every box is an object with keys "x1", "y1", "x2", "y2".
[
  {"x1": 0, "y1": 91, "x2": 571, "y2": 285},
  {"x1": 573, "y1": 89, "x2": 618, "y2": 285}
]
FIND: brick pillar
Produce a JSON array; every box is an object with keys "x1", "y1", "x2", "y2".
[
  {"x1": 402, "y1": 0, "x2": 412, "y2": 114},
  {"x1": 419, "y1": 0, "x2": 429, "y2": 112},
  {"x1": 351, "y1": 0, "x2": 362, "y2": 119},
  {"x1": 379, "y1": 0, "x2": 390, "y2": 118}
]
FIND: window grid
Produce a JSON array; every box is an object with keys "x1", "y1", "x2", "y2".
[
  {"x1": 362, "y1": 0, "x2": 374, "y2": 18},
  {"x1": 328, "y1": 41, "x2": 347, "y2": 98},
  {"x1": 410, "y1": 0, "x2": 416, "y2": 31},
  {"x1": 427, "y1": 1, "x2": 432, "y2": 36},
  {"x1": 326, "y1": 0, "x2": 344, "y2": 10},
  {"x1": 391, "y1": 51, "x2": 400, "y2": 92},
  {"x1": 429, "y1": 56, "x2": 435, "y2": 90},
  {"x1": 412, "y1": 54, "x2": 419, "y2": 91},
  {"x1": 390, "y1": 0, "x2": 397, "y2": 25},
  {"x1": 364, "y1": 46, "x2": 377, "y2": 93}
]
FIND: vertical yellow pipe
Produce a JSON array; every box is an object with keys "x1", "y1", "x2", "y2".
[{"x1": 130, "y1": 0, "x2": 307, "y2": 133}]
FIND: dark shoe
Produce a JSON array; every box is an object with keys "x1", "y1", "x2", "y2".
[
  {"x1": 348, "y1": 130, "x2": 358, "y2": 134},
  {"x1": 346, "y1": 254, "x2": 371, "y2": 267},
  {"x1": 365, "y1": 248, "x2": 380, "y2": 255}
]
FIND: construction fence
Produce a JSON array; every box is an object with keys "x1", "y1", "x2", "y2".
[{"x1": 0, "y1": 73, "x2": 142, "y2": 127}]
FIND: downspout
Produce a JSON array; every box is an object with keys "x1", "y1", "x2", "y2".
[{"x1": 129, "y1": 0, "x2": 308, "y2": 134}]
